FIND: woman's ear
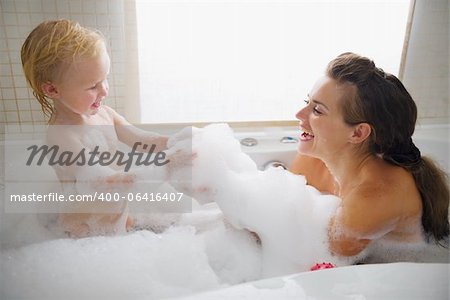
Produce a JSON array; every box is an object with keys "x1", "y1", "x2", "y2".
[
  {"x1": 349, "y1": 123, "x2": 372, "y2": 144},
  {"x1": 41, "y1": 81, "x2": 59, "y2": 99}
]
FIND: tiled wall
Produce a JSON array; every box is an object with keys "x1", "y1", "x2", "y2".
[
  {"x1": 402, "y1": 0, "x2": 449, "y2": 124},
  {"x1": 0, "y1": 0, "x2": 128, "y2": 128}
]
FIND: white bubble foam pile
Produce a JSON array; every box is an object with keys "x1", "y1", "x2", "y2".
[{"x1": 168, "y1": 123, "x2": 359, "y2": 277}]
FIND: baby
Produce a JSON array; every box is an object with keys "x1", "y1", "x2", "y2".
[{"x1": 21, "y1": 19, "x2": 169, "y2": 237}]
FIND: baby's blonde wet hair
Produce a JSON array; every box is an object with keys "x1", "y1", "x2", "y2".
[{"x1": 21, "y1": 19, "x2": 105, "y2": 118}]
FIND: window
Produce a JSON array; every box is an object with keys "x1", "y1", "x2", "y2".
[{"x1": 135, "y1": 0, "x2": 411, "y2": 124}]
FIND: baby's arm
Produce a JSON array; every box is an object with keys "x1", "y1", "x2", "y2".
[
  {"x1": 46, "y1": 128, "x2": 135, "y2": 237},
  {"x1": 103, "y1": 105, "x2": 169, "y2": 152}
]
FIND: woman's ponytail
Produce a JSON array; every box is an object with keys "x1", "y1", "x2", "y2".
[{"x1": 327, "y1": 52, "x2": 449, "y2": 246}]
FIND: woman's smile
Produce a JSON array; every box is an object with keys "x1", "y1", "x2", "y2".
[{"x1": 299, "y1": 128, "x2": 315, "y2": 142}]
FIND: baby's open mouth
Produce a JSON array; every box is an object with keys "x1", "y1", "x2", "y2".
[{"x1": 92, "y1": 99, "x2": 102, "y2": 108}]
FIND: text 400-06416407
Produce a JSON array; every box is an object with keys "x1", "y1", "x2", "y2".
[{"x1": 94, "y1": 192, "x2": 185, "y2": 202}]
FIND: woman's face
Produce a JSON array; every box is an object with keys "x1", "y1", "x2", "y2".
[{"x1": 295, "y1": 76, "x2": 356, "y2": 160}]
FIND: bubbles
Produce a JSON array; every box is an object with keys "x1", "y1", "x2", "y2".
[
  {"x1": 1, "y1": 228, "x2": 213, "y2": 300},
  {"x1": 0, "y1": 213, "x2": 62, "y2": 249},
  {"x1": 169, "y1": 123, "x2": 360, "y2": 276},
  {"x1": 2, "y1": 123, "x2": 443, "y2": 299},
  {"x1": 1, "y1": 125, "x2": 339, "y2": 299},
  {"x1": 0, "y1": 209, "x2": 264, "y2": 300},
  {"x1": 0, "y1": 123, "x2": 348, "y2": 299}
]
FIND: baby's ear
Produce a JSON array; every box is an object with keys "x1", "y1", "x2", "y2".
[
  {"x1": 349, "y1": 122, "x2": 371, "y2": 144},
  {"x1": 41, "y1": 81, "x2": 59, "y2": 99}
]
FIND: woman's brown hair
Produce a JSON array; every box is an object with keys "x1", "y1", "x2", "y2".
[{"x1": 326, "y1": 52, "x2": 449, "y2": 245}]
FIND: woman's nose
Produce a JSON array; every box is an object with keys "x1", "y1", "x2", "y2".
[{"x1": 295, "y1": 106, "x2": 308, "y2": 121}]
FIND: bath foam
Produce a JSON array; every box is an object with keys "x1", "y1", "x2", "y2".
[
  {"x1": 0, "y1": 197, "x2": 261, "y2": 299},
  {"x1": 0, "y1": 213, "x2": 63, "y2": 249},
  {"x1": 0, "y1": 223, "x2": 262, "y2": 300},
  {"x1": 0, "y1": 124, "x2": 365, "y2": 299},
  {"x1": 169, "y1": 123, "x2": 361, "y2": 277}
]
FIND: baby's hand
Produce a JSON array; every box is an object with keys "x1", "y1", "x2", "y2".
[
  {"x1": 164, "y1": 144, "x2": 207, "y2": 197},
  {"x1": 165, "y1": 150, "x2": 216, "y2": 203},
  {"x1": 126, "y1": 215, "x2": 135, "y2": 231},
  {"x1": 167, "y1": 126, "x2": 201, "y2": 148},
  {"x1": 166, "y1": 147, "x2": 196, "y2": 173},
  {"x1": 60, "y1": 212, "x2": 129, "y2": 238},
  {"x1": 167, "y1": 126, "x2": 192, "y2": 148}
]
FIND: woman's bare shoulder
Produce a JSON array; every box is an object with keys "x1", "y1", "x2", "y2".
[{"x1": 341, "y1": 165, "x2": 422, "y2": 234}]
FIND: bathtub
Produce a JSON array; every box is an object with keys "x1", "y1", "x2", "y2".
[
  {"x1": 237, "y1": 123, "x2": 450, "y2": 174},
  {"x1": 413, "y1": 123, "x2": 449, "y2": 174},
  {"x1": 175, "y1": 262, "x2": 449, "y2": 299},
  {"x1": 235, "y1": 127, "x2": 299, "y2": 170},
  {"x1": 0, "y1": 123, "x2": 449, "y2": 300}
]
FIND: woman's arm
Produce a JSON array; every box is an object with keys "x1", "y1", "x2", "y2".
[
  {"x1": 328, "y1": 186, "x2": 400, "y2": 256},
  {"x1": 290, "y1": 154, "x2": 337, "y2": 195},
  {"x1": 328, "y1": 214, "x2": 371, "y2": 256}
]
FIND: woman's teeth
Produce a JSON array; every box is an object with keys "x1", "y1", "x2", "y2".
[{"x1": 300, "y1": 131, "x2": 314, "y2": 141}]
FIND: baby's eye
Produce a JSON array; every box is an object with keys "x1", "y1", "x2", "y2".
[{"x1": 303, "y1": 99, "x2": 310, "y2": 105}]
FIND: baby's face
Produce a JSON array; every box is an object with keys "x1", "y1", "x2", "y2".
[{"x1": 52, "y1": 43, "x2": 111, "y2": 117}]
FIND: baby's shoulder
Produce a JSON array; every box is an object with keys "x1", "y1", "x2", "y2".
[
  {"x1": 96, "y1": 105, "x2": 115, "y2": 121},
  {"x1": 99, "y1": 105, "x2": 127, "y2": 125},
  {"x1": 99, "y1": 104, "x2": 114, "y2": 114}
]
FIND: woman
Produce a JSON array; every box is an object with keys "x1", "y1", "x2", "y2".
[{"x1": 291, "y1": 52, "x2": 449, "y2": 259}]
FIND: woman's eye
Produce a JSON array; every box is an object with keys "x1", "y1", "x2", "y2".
[
  {"x1": 304, "y1": 99, "x2": 323, "y2": 115},
  {"x1": 313, "y1": 107, "x2": 322, "y2": 115}
]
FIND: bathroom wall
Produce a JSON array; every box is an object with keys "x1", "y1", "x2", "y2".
[
  {"x1": 402, "y1": 0, "x2": 449, "y2": 124},
  {"x1": 0, "y1": 0, "x2": 448, "y2": 129},
  {"x1": 0, "y1": 0, "x2": 129, "y2": 129}
]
